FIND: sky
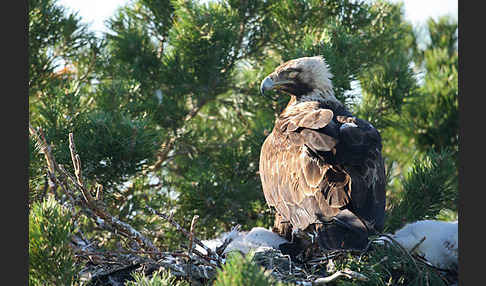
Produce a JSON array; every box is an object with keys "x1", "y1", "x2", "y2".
[
  {"x1": 58, "y1": 0, "x2": 130, "y2": 35},
  {"x1": 389, "y1": 0, "x2": 457, "y2": 26},
  {"x1": 58, "y1": 0, "x2": 458, "y2": 35}
]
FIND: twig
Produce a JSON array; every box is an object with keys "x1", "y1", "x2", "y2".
[
  {"x1": 379, "y1": 234, "x2": 422, "y2": 274},
  {"x1": 370, "y1": 256, "x2": 389, "y2": 269},
  {"x1": 169, "y1": 252, "x2": 216, "y2": 268},
  {"x1": 284, "y1": 254, "x2": 292, "y2": 275},
  {"x1": 413, "y1": 255, "x2": 456, "y2": 273},
  {"x1": 69, "y1": 133, "x2": 84, "y2": 187},
  {"x1": 67, "y1": 134, "x2": 97, "y2": 208},
  {"x1": 29, "y1": 125, "x2": 56, "y2": 175},
  {"x1": 68, "y1": 134, "x2": 161, "y2": 257},
  {"x1": 188, "y1": 215, "x2": 200, "y2": 256},
  {"x1": 216, "y1": 224, "x2": 241, "y2": 256},
  {"x1": 410, "y1": 236, "x2": 426, "y2": 254},
  {"x1": 187, "y1": 215, "x2": 199, "y2": 282},
  {"x1": 313, "y1": 269, "x2": 369, "y2": 285},
  {"x1": 307, "y1": 253, "x2": 340, "y2": 264},
  {"x1": 29, "y1": 126, "x2": 78, "y2": 210},
  {"x1": 192, "y1": 248, "x2": 219, "y2": 265},
  {"x1": 147, "y1": 206, "x2": 222, "y2": 265},
  {"x1": 29, "y1": 128, "x2": 162, "y2": 260}
]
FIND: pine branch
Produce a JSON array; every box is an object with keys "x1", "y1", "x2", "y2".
[
  {"x1": 146, "y1": 206, "x2": 223, "y2": 266},
  {"x1": 29, "y1": 126, "x2": 162, "y2": 260},
  {"x1": 385, "y1": 150, "x2": 457, "y2": 232}
]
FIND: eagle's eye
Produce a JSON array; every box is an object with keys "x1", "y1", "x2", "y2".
[{"x1": 288, "y1": 71, "x2": 299, "y2": 78}]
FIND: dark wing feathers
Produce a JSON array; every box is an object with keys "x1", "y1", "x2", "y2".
[
  {"x1": 318, "y1": 209, "x2": 369, "y2": 250},
  {"x1": 337, "y1": 116, "x2": 379, "y2": 147},
  {"x1": 334, "y1": 117, "x2": 382, "y2": 165},
  {"x1": 260, "y1": 103, "x2": 385, "y2": 238}
]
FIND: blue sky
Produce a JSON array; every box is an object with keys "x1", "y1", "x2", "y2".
[{"x1": 58, "y1": 0, "x2": 457, "y2": 35}]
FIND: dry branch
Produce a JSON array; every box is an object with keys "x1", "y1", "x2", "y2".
[
  {"x1": 313, "y1": 269, "x2": 369, "y2": 285},
  {"x1": 187, "y1": 215, "x2": 200, "y2": 281},
  {"x1": 32, "y1": 125, "x2": 421, "y2": 286},
  {"x1": 410, "y1": 236, "x2": 427, "y2": 254},
  {"x1": 147, "y1": 206, "x2": 223, "y2": 265},
  {"x1": 31, "y1": 125, "x2": 229, "y2": 282},
  {"x1": 29, "y1": 127, "x2": 161, "y2": 259},
  {"x1": 216, "y1": 224, "x2": 241, "y2": 256},
  {"x1": 188, "y1": 215, "x2": 200, "y2": 256}
]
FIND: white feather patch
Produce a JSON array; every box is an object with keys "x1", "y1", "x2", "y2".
[
  {"x1": 340, "y1": 122, "x2": 358, "y2": 129},
  {"x1": 379, "y1": 220, "x2": 458, "y2": 270},
  {"x1": 196, "y1": 227, "x2": 288, "y2": 255}
]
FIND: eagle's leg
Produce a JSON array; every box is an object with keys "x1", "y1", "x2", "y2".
[
  {"x1": 272, "y1": 213, "x2": 302, "y2": 261},
  {"x1": 272, "y1": 212, "x2": 293, "y2": 241},
  {"x1": 279, "y1": 227, "x2": 319, "y2": 262}
]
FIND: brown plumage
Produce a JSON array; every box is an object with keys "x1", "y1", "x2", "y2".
[{"x1": 259, "y1": 56, "x2": 386, "y2": 254}]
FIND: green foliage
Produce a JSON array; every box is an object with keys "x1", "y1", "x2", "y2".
[
  {"x1": 330, "y1": 241, "x2": 448, "y2": 286},
  {"x1": 28, "y1": 0, "x2": 96, "y2": 96},
  {"x1": 29, "y1": 195, "x2": 81, "y2": 285},
  {"x1": 28, "y1": 0, "x2": 458, "y2": 283},
  {"x1": 405, "y1": 16, "x2": 458, "y2": 157},
  {"x1": 213, "y1": 252, "x2": 286, "y2": 286},
  {"x1": 29, "y1": 0, "x2": 163, "y2": 193},
  {"x1": 173, "y1": 138, "x2": 272, "y2": 238},
  {"x1": 125, "y1": 270, "x2": 189, "y2": 286},
  {"x1": 385, "y1": 149, "x2": 458, "y2": 232},
  {"x1": 358, "y1": 16, "x2": 458, "y2": 196},
  {"x1": 29, "y1": 0, "x2": 94, "y2": 193},
  {"x1": 57, "y1": 111, "x2": 161, "y2": 187},
  {"x1": 29, "y1": 137, "x2": 47, "y2": 204},
  {"x1": 264, "y1": 0, "x2": 416, "y2": 104}
]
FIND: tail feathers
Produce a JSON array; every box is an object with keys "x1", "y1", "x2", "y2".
[{"x1": 317, "y1": 209, "x2": 369, "y2": 250}]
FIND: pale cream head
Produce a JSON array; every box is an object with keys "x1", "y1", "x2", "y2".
[
  {"x1": 279, "y1": 56, "x2": 334, "y2": 92},
  {"x1": 260, "y1": 56, "x2": 337, "y2": 102}
]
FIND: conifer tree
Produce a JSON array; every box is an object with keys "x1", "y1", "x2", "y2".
[
  {"x1": 406, "y1": 16, "x2": 458, "y2": 157},
  {"x1": 28, "y1": 0, "x2": 458, "y2": 283}
]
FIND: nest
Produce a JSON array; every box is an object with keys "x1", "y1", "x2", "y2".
[
  {"x1": 30, "y1": 128, "x2": 458, "y2": 286},
  {"x1": 76, "y1": 237, "x2": 458, "y2": 286}
]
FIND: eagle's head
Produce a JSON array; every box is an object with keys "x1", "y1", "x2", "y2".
[{"x1": 260, "y1": 56, "x2": 336, "y2": 102}]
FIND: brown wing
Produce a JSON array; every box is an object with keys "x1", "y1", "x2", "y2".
[{"x1": 259, "y1": 107, "x2": 353, "y2": 231}]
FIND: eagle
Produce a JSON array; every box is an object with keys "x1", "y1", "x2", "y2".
[{"x1": 258, "y1": 56, "x2": 386, "y2": 254}]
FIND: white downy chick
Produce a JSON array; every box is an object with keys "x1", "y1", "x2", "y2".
[
  {"x1": 389, "y1": 220, "x2": 458, "y2": 270},
  {"x1": 197, "y1": 227, "x2": 288, "y2": 255}
]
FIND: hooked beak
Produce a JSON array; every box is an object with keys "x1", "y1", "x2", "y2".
[
  {"x1": 260, "y1": 76, "x2": 274, "y2": 96},
  {"x1": 260, "y1": 75, "x2": 294, "y2": 97}
]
